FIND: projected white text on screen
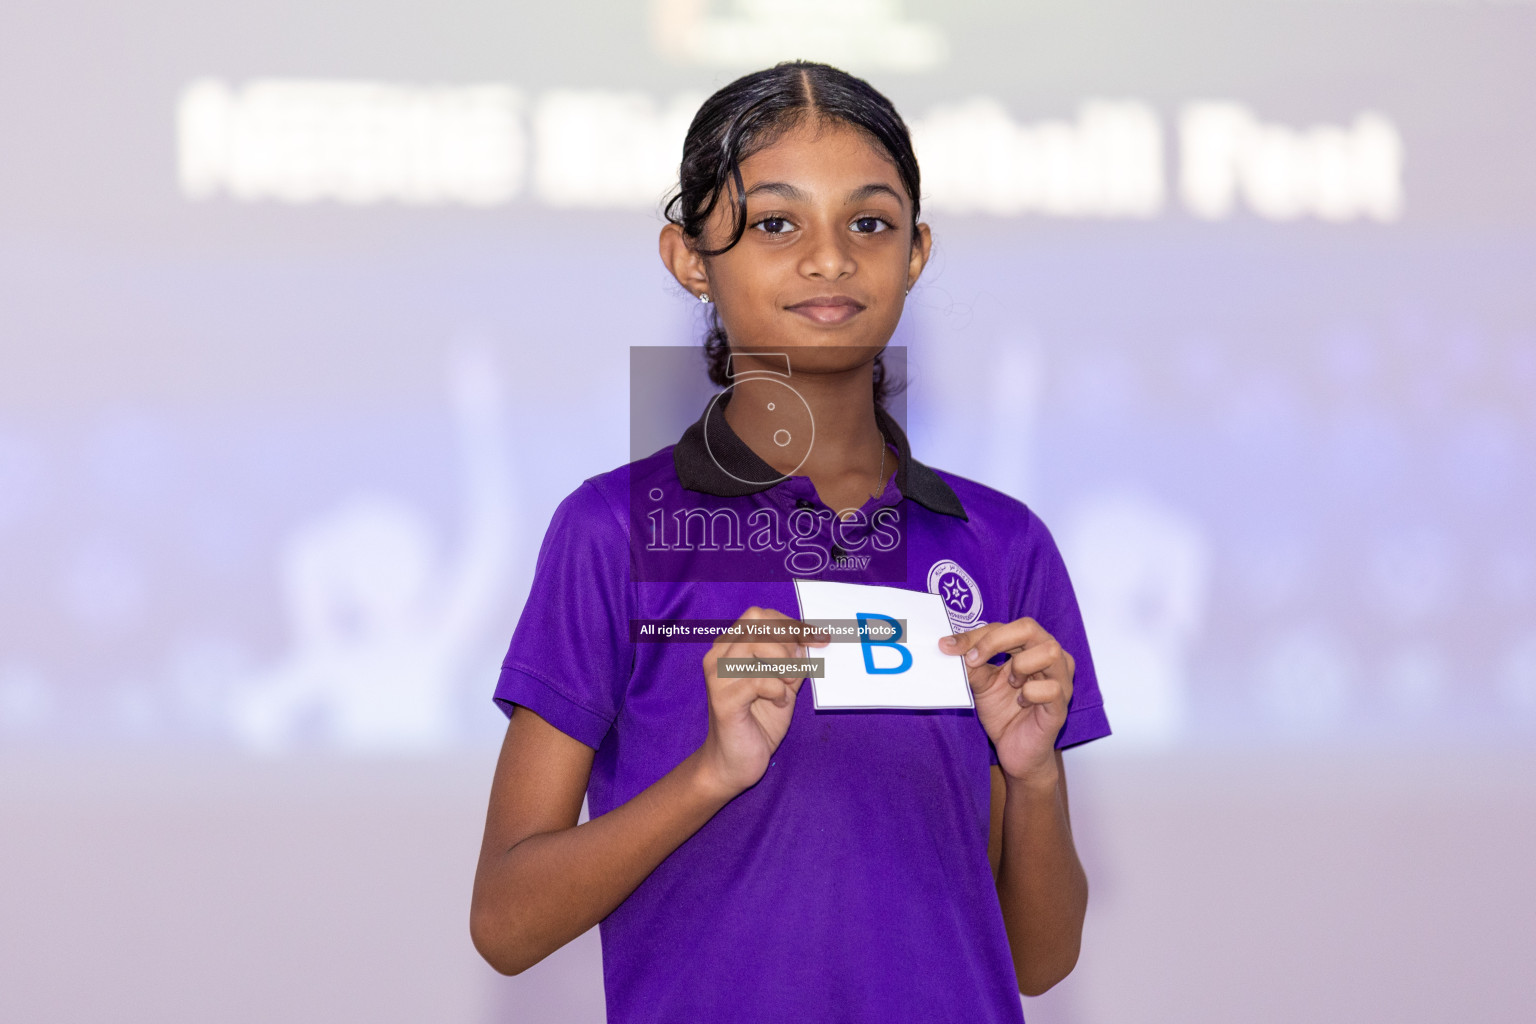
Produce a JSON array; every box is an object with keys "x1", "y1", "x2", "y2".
[{"x1": 176, "y1": 79, "x2": 1404, "y2": 222}]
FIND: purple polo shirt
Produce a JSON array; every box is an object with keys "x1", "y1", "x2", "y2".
[{"x1": 494, "y1": 396, "x2": 1111, "y2": 1024}]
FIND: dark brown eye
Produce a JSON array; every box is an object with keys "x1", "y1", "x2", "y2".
[
  {"x1": 852, "y1": 217, "x2": 890, "y2": 234},
  {"x1": 754, "y1": 216, "x2": 792, "y2": 234}
]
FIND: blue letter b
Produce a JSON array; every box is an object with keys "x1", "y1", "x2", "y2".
[{"x1": 858, "y1": 613, "x2": 912, "y2": 675}]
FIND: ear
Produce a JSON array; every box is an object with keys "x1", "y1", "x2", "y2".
[
  {"x1": 906, "y1": 221, "x2": 933, "y2": 294},
  {"x1": 660, "y1": 223, "x2": 710, "y2": 300}
]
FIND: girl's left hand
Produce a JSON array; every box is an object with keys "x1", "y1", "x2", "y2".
[{"x1": 940, "y1": 618, "x2": 1074, "y2": 783}]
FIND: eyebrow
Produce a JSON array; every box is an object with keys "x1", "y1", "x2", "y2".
[
  {"x1": 846, "y1": 183, "x2": 905, "y2": 205},
  {"x1": 742, "y1": 181, "x2": 808, "y2": 202},
  {"x1": 739, "y1": 181, "x2": 907, "y2": 206}
]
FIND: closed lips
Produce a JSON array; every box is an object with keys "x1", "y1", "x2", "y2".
[{"x1": 786, "y1": 296, "x2": 866, "y2": 323}]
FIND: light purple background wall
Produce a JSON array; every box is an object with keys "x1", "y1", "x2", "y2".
[{"x1": 2, "y1": 2, "x2": 1533, "y2": 1021}]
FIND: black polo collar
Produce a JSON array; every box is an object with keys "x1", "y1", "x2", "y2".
[{"x1": 673, "y1": 392, "x2": 968, "y2": 520}]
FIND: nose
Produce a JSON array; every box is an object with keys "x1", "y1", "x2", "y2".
[{"x1": 797, "y1": 221, "x2": 856, "y2": 281}]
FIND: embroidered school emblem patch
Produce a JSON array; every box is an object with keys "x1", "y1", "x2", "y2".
[{"x1": 927, "y1": 559, "x2": 984, "y2": 632}]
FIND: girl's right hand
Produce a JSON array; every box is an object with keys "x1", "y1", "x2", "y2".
[{"x1": 697, "y1": 606, "x2": 829, "y2": 798}]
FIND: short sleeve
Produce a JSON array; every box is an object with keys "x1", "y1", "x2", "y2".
[
  {"x1": 493, "y1": 480, "x2": 634, "y2": 750},
  {"x1": 1011, "y1": 509, "x2": 1112, "y2": 750}
]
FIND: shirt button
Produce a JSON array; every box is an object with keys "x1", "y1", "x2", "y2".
[
  {"x1": 795, "y1": 499, "x2": 814, "y2": 509},
  {"x1": 831, "y1": 544, "x2": 846, "y2": 560}
]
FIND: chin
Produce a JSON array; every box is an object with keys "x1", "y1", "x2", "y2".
[{"x1": 739, "y1": 337, "x2": 888, "y2": 376}]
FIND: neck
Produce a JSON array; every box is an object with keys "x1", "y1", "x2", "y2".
[{"x1": 722, "y1": 352, "x2": 889, "y2": 509}]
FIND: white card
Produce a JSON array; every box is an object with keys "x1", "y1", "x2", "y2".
[{"x1": 792, "y1": 578, "x2": 975, "y2": 710}]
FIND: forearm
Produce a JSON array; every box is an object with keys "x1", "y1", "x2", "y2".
[
  {"x1": 471, "y1": 747, "x2": 734, "y2": 974},
  {"x1": 995, "y1": 758, "x2": 1088, "y2": 996}
]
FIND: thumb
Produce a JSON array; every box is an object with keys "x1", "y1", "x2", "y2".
[{"x1": 969, "y1": 660, "x2": 1011, "y2": 699}]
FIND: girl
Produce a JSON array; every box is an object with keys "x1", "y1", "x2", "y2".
[{"x1": 471, "y1": 62, "x2": 1111, "y2": 1023}]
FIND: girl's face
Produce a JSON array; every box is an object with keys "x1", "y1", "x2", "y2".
[{"x1": 662, "y1": 119, "x2": 931, "y2": 377}]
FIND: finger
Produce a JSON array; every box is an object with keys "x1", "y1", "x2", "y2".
[
  {"x1": 969, "y1": 618, "x2": 1051, "y2": 667},
  {"x1": 966, "y1": 660, "x2": 1013, "y2": 698},
  {"x1": 744, "y1": 606, "x2": 826, "y2": 642},
  {"x1": 715, "y1": 673, "x2": 789, "y2": 712},
  {"x1": 710, "y1": 610, "x2": 772, "y2": 654},
  {"x1": 1017, "y1": 677, "x2": 1069, "y2": 710},
  {"x1": 720, "y1": 606, "x2": 805, "y2": 641},
  {"x1": 1006, "y1": 640, "x2": 1067, "y2": 683},
  {"x1": 998, "y1": 661, "x2": 1022, "y2": 688},
  {"x1": 951, "y1": 618, "x2": 1055, "y2": 668},
  {"x1": 1019, "y1": 644, "x2": 1073, "y2": 705},
  {"x1": 939, "y1": 621, "x2": 1004, "y2": 661},
  {"x1": 712, "y1": 606, "x2": 762, "y2": 647},
  {"x1": 718, "y1": 643, "x2": 821, "y2": 686},
  {"x1": 747, "y1": 640, "x2": 824, "y2": 674},
  {"x1": 966, "y1": 651, "x2": 1021, "y2": 691},
  {"x1": 737, "y1": 607, "x2": 833, "y2": 648},
  {"x1": 967, "y1": 632, "x2": 1072, "y2": 696},
  {"x1": 792, "y1": 618, "x2": 833, "y2": 648},
  {"x1": 751, "y1": 675, "x2": 792, "y2": 708},
  {"x1": 942, "y1": 619, "x2": 1028, "y2": 666}
]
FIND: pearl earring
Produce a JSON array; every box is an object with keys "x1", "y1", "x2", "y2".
[{"x1": 700, "y1": 292, "x2": 711, "y2": 304}]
